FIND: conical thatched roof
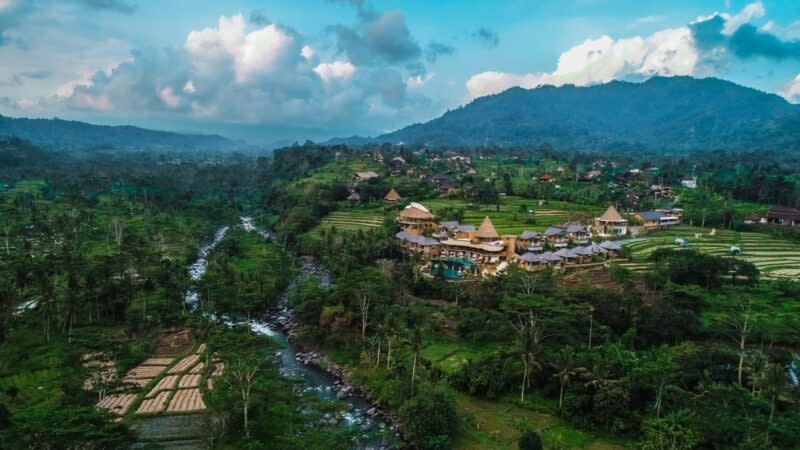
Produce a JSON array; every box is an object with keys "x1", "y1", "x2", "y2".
[
  {"x1": 475, "y1": 216, "x2": 499, "y2": 239},
  {"x1": 597, "y1": 205, "x2": 626, "y2": 222},
  {"x1": 384, "y1": 188, "x2": 401, "y2": 201}
]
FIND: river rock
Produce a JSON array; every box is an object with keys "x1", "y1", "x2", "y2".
[{"x1": 366, "y1": 407, "x2": 377, "y2": 416}]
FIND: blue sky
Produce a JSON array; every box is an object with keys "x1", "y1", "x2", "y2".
[{"x1": 1, "y1": 0, "x2": 799, "y2": 144}]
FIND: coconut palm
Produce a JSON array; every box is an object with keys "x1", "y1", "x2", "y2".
[
  {"x1": 551, "y1": 345, "x2": 583, "y2": 411},
  {"x1": 757, "y1": 363, "x2": 790, "y2": 426},
  {"x1": 511, "y1": 311, "x2": 547, "y2": 402}
]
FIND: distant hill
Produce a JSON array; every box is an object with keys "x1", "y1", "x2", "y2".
[
  {"x1": 330, "y1": 76, "x2": 800, "y2": 152},
  {"x1": 0, "y1": 115, "x2": 251, "y2": 153}
]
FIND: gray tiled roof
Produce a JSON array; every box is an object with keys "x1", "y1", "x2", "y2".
[
  {"x1": 544, "y1": 226, "x2": 565, "y2": 236},
  {"x1": 520, "y1": 230, "x2": 542, "y2": 239},
  {"x1": 638, "y1": 211, "x2": 665, "y2": 221}
]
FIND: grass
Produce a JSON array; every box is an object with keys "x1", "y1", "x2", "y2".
[
  {"x1": 316, "y1": 209, "x2": 389, "y2": 233},
  {"x1": 616, "y1": 225, "x2": 800, "y2": 279},
  {"x1": 421, "y1": 336, "x2": 503, "y2": 375},
  {"x1": 420, "y1": 196, "x2": 600, "y2": 234},
  {"x1": 453, "y1": 392, "x2": 631, "y2": 450}
]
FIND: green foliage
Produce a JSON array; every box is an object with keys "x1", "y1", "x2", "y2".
[
  {"x1": 518, "y1": 429, "x2": 544, "y2": 450},
  {"x1": 398, "y1": 383, "x2": 458, "y2": 449}
]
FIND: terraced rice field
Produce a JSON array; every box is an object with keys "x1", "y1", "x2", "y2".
[
  {"x1": 422, "y1": 196, "x2": 598, "y2": 235},
  {"x1": 616, "y1": 225, "x2": 800, "y2": 280},
  {"x1": 90, "y1": 342, "x2": 225, "y2": 418},
  {"x1": 317, "y1": 210, "x2": 388, "y2": 232}
]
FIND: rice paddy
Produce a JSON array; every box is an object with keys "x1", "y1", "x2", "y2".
[
  {"x1": 617, "y1": 225, "x2": 800, "y2": 280},
  {"x1": 317, "y1": 210, "x2": 388, "y2": 232}
]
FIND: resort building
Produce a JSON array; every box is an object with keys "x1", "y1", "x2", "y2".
[
  {"x1": 384, "y1": 188, "x2": 402, "y2": 204},
  {"x1": 635, "y1": 210, "x2": 681, "y2": 230},
  {"x1": 594, "y1": 205, "x2": 628, "y2": 236},
  {"x1": 743, "y1": 214, "x2": 766, "y2": 224},
  {"x1": 544, "y1": 226, "x2": 569, "y2": 248},
  {"x1": 518, "y1": 231, "x2": 544, "y2": 252},
  {"x1": 681, "y1": 177, "x2": 697, "y2": 189},
  {"x1": 397, "y1": 203, "x2": 435, "y2": 235},
  {"x1": 539, "y1": 173, "x2": 555, "y2": 183},
  {"x1": 565, "y1": 224, "x2": 591, "y2": 244},
  {"x1": 765, "y1": 206, "x2": 800, "y2": 226},
  {"x1": 395, "y1": 232, "x2": 440, "y2": 258},
  {"x1": 655, "y1": 206, "x2": 683, "y2": 220}
]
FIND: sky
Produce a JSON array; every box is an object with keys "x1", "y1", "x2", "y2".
[{"x1": 1, "y1": 0, "x2": 800, "y2": 144}]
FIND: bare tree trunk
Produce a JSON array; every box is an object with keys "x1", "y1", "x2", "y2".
[
  {"x1": 588, "y1": 310, "x2": 594, "y2": 349},
  {"x1": 559, "y1": 383, "x2": 564, "y2": 410},
  {"x1": 386, "y1": 339, "x2": 392, "y2": 370},
  {"x1": 411, "y1": 353, "x2": 418, "y2": 397}
]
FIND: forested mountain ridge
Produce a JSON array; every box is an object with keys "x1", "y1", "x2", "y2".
[
  {"x1": 331, "y1": 76, "x2": 800, "y2": 152},
  {"x1": 0, "y1": 115, "x2": 251, "y2": 153}
]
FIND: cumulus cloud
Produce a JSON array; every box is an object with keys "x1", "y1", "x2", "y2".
[
  {"x1": 80, "y1": 0, "x2": 136, "y2": 14},
  {"x1": 780, "y1": 74, "x2": 800, "y2": 103},
  {"x1": 313, "y1": 61, "x2": 356, "y2": 83},
  {"x1": 466, "y1": 1, "x2": 800, "y2": 100},
  {"x1": 467, "y1": 27, "x2": 696, "y2": 99},
  {"x1": 56, "y1": 12, "x2": 434, "y2": 131},
  {"x1": 472, "y1": 27, "x2": 499, "y2": 48}
]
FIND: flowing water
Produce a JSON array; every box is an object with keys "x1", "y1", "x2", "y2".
[{"x1": 181, "y1": 218, "x2": 395, "y2": 448}]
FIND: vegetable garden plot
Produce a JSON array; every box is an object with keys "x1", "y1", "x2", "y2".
[
  {"x1": 146, "y1": 375, "x2": 179, "y2": 397},
  {"x1": 167, "y1": 388, "x2": 206, "y2": 412},
  {"x1": 97, "y1": 393, "x2": 137, "y2": 415},
  {"x1": 136, "y1": 391, "x2": 171, "y2": 414},
  {"x1": 178, "y1": 374, "x2": 201, "y2": 388},
  {"x1": 168, "y1": 354, "x2": 200, "y2": 374}
]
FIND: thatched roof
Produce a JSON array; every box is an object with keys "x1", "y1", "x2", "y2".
[
  {"x1": 597, "y1": 205, "x2": 626, "y2": 223},
  {"x1": 475, "y1": 216, "x2": 499, "y2": 239},
  {"x1": 399, "y1": 203, "x2": 433, "y2": 219},
  {"x1": 384, "y1": 188, "x2": 401, "y2": 201}
]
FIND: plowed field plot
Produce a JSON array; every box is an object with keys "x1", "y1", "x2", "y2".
[
  {"x1": 97, "y1": 393, "x2": 137, "y2": 415},
  {"x1": 136, "y1": 391, "x2": 170, "y2": 414},
  {"x1": 211, "y1": 362, "x2": 224, "y2": 377},
  {"x1": 146, "y1": 375, "x2": 179, "y2": 397},
  {"x1": 178, "y1": 374, "x2": 201, "y2": 388},
  {"x1": 194, "y1": 343, "x2": 206, "y2": 354},
  {"x1": 141, "y1": 357, "x2": 174, "y2": 366},
  {"x1": 189, "y1": 362, "x2": 204, "y2": 373},
  {"x1": 169, "y1": 354, "x2": 200, "y2": 374},
  {"x1": 167, "y1": 388, "x2": 206, "y2": 412}
]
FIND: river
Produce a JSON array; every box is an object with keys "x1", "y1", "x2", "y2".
[{"x1": 186, "y1": 218, "x2": 396, "y2": 448}]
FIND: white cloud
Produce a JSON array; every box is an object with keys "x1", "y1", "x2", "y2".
[
  {"x1": 301, "y1": 44, "x2": 314, "y2": 60},
  {"x1": 405, "y1": 73, "x2": 432, "y2": 89},
  {"x1": 182, "y1": 80, "x2": 195, "y2": 93},
  {"x1": 185, "y1": 14, "x2": 295, "y2": 83},
  {"x1": 466, "y1": 27, "x2": 697, "y2": 99},
  {"x1": 158, "y1": 86, "x2": 180, "y2": 108},
  {"x1": 313, "y1": 61, "x2": 356, "y2": 83},
  {"x1": 722, "y1": 1, "x2": 765, "y2": 35},
  {"x1": 631, "y1": 15, "x2": 665, "y2": 27},
  {"x1": 779, "y1": 74, "x2": 800, "y2": 103}
]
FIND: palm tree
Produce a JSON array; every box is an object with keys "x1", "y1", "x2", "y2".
[
  {"x1": 757, "y1": 364, "x2": 790, "y2": 432},
  {"x1": 408, "y1": 326, "x2": 422, "y2": 398},
  {"x1": 511, "y1": 311, "x2": 547, "y2": 403},
  {"x1": 551, "y1": 345, "x2": 581, "y2": 411}
]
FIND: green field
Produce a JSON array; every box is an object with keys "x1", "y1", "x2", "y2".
[
  {"x1": 317, "y1": 209, "x2": 389, "y2": 233},
  {"x1": 618, "y1": 225, "x2": 800, "y2": 279},
  {"x1": 421, "y1": 196, "x2": 600, "y2": 235}
]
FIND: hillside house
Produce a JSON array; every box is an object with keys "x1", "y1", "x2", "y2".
[
  {"x1": 565, "y1": 224, "x2": 591, "y2": 244},
  {"x1": 743, "y1": 214, "x2": 765, "y2": 224},
  {"x1": 594, "y1": 205, "x2": 628, "y2": 236},
  {"x1": 766, "y1": 206, "x2": 800, "y2": 226},
  {"x1": 518, "y1": 231, "x2": 544, "y2": 252},
  {"x1": 347, "y1": 192, "x2": 361, "y2": 203},
  {"x1": 397, "y1": 202, "x2": 435, "y2": 235},
  {"x1": 681, "y1": 176, "x2": 697, "y2": 189},
  {"x1": 636, "y1": 210, "x2": 680, "y2": 230},
  {"x1": 355, "y1": 171, "x2": 379, "y2": 183},
  {"x1": 384, "y1": 188, "x2": 402, "y2": 204},
  {"x1": 544, "y1": 226, "x2": 569, "y2": 248},
  {"x1": 539, "y1": 173, "x2": 555, "y2": 183}
]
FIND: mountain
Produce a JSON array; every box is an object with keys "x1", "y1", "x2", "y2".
[
  {"x1": 0, "y1": 115, "x2": 251, "y2": 153},
  {"x1": 330, "y1": 76, "x2": 800, "y2": 152}
]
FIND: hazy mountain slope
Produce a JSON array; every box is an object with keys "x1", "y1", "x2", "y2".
[
  {"x1": 0, "y1": 115, "x2": 248, "y2": 153},
  {"x1": 331, "y1": 76, "x2": 800, "y2": 151}
]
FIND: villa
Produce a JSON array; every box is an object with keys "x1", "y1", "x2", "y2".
[
  {"x1": 636, "y1": 210, "x2": 681, "y2": 230},
  {"x1": 765, "y1": 206, "x2": 800, "y2": 226},
  {"x1": 355, "y1": 171, "x2": 379, "y2": 183},
  {"x1": 518, "y1": 230, "x2": 544, "y2": 252},
  {"x1": 544, "y1": 226, "x2": 569, "y2": 248},
  {"x1": 594, "y1": 205, "x2": 628, "y2": 236},
  {"x1": 397, "y1": 203, "x2": 435, "y2": 235}
]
